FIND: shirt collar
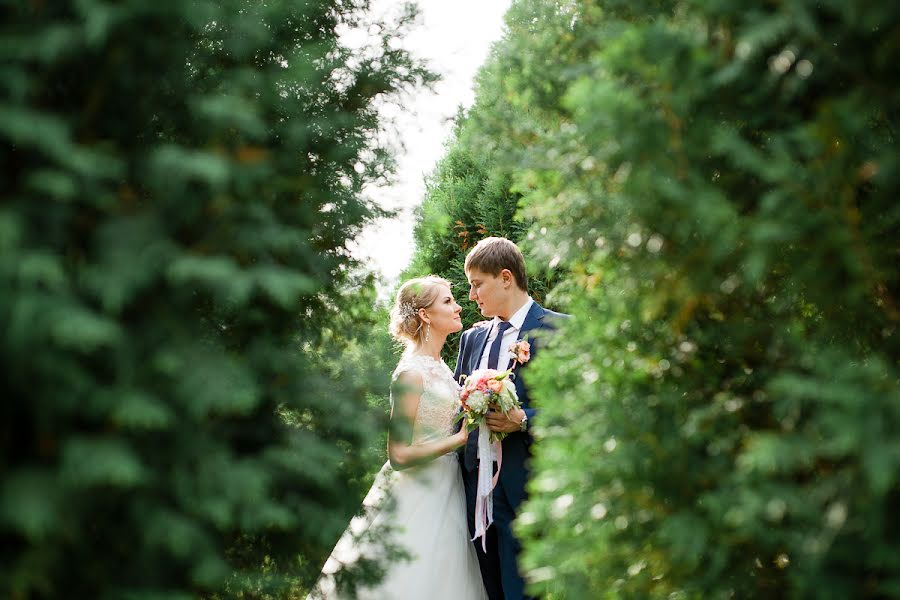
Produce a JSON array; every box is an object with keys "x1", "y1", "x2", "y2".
[{"x1": 494, "y1": 297, "x2": 534, "y2": 332}]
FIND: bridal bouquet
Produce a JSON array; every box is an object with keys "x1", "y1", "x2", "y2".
[
  {"x1": 459, "y1": 368, "x2": 521, "y2": 443},
  {"x1": 458, "y1": 367, "x2": 523, "y2": 552}
]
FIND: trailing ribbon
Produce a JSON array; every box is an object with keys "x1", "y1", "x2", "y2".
[{"x1": 472, "y1": 422, "x2": 502, "y2": 552}]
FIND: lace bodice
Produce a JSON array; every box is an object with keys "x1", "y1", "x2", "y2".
[{"x1": 391, "y1": 353, "x2": 461, "y2": 444}]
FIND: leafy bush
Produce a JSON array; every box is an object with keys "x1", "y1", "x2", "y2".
[
  {"x1": 415, "y1": 0, "x2": 900, "y2": 597},
  {"x1": 0, "y1": 1, "x2": 429, "y2": 597}
]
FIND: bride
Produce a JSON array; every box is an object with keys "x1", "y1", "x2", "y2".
[{"x1": 307, "y1": 275, "x2": 487, "y2": 599}]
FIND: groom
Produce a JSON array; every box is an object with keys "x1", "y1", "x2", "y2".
[{"x1": 454, "y1": 237, "x2": 567, "y2": 600}]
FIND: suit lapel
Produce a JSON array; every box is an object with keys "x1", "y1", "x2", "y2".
[
  {"x1": 471, "y1": 325, "x2": 491, "y2": 374},
  {"x1": 507, "y1": 302, "x2": 547, "y2": 371},
  {"x1": 519, "y1": 302, "x2": 546, "y2": 337}
]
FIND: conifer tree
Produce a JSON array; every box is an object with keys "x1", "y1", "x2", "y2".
[
  {"x1": 0, "y1": 1, "x2": 430, "y2": 597},
  {"x1": 414, "y1": 0, "x2": 900, "y2": 597},
  {"x1": 408, "y1": 122, "x2": 558, "y2": 363}
]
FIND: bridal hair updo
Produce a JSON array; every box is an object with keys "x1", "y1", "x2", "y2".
[{"x1": 389, "y1": 275, "x2": 452, "y2": 346}]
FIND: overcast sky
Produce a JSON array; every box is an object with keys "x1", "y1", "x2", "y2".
[{"x1": 347, "y1": 0, "x2": 513, "y2": 289}]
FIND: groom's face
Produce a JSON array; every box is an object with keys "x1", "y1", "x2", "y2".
[{"x1": 466, "y1": 268, "x2": 507, "y2": 318}]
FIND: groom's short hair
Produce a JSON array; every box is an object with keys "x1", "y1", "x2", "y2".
[{"x1": 465, "y1": 237, "x2": 529, "y2": 293}]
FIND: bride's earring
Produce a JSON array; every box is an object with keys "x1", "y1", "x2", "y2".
[{"x1": 425, "y1": 323, "x2": 431, "y2": 343}]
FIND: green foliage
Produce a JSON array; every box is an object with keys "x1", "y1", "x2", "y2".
[
  {"x1": 415, "y1": 0, "x2": 900, "y2": 597},
  {"x1": 407, "y1": 118, "x2": 560, "y2": 365},
  {"x1": 0, "y1": 1, "x2": 428, "y2": 598}
]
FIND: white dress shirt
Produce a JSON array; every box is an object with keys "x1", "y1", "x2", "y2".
[{"x1": 477, "y1": 297, "x2": 534, "y2": 371}]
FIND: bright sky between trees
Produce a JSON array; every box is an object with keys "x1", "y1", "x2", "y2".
[{"x1": 347, "y1": 0, "x2": 513, "y2": 288}]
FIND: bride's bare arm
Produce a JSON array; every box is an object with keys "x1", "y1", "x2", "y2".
[{"x1": 388, "y1": 371, "x2": 468, "y2": 470}]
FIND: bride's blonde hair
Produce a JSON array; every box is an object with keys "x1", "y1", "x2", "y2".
[{"x1": 389, "y1": 275, "x2": 452, "y2": 347}]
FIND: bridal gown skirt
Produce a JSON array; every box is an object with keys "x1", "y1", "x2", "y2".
[{"x1": 308, "y1": 453, "x2": 487, "y2": 600}]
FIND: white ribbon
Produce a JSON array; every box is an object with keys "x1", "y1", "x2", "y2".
[{"x1": 472, "y1": 422, "x2": 502, "y2": 552}]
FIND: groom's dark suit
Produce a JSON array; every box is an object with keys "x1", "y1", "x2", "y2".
[{"x1": 454, "y1": 301, "x2": 566, "y2": 600}]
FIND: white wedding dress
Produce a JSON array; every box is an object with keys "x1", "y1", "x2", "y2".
[{"x1": 307, "y1": 353, "x2": 487, "y2": 600}]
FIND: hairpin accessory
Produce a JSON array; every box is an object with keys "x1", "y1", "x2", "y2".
[{"x1": 399, "y1": 302, "x2": 418, "y2": 318}]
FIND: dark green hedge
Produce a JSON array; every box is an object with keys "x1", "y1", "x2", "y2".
[
  {"x1": 0, "y1": 1, "x2": 428, "y2": 597},
  {"x1": 413, "y1": 0, "x2": 900, "y2": 597}
]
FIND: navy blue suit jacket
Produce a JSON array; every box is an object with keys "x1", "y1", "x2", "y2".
[{"x1": 453, "y1": 301, "x2": 567, "y2": 510}]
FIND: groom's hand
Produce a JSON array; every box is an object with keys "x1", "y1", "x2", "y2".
[{"x1": 485, "y1": 407, "x2": 526, "y2": 434}]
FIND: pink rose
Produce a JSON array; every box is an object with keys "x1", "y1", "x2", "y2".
[
  {"x1": 487, "y1": 379, "x2": 503, "y2": 393},
  {"x1": 511, "y1": 340, "x2": 531, "y2": 364}
]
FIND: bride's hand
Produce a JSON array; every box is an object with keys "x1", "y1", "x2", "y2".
[{"x1": 453, "y1": 420, "x2": 470, "y2": 448}]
